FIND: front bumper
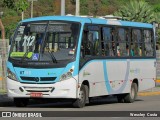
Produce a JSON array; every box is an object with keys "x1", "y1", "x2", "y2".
[{"x1": 7, "y1": 77, "x2": 77, "y2": 99}]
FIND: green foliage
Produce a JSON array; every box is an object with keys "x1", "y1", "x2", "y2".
[
  {"x1": 3, "y1": 9, "x2": 18, "y2": 17},
  {"x1": 70, "y1": 0, "x2": 76, "y2": 4},
  {"x1": 88, "y1": 0, "x2": 101, "y2": 16},
  {"x1": 153, "y1": 4, "x2": 160, "y2": 12},
  {"x1": 114, "y1": 0, "x2": 160, "y2": 44},
  {"x1": 114, "y1": 0, "x2": 156, "y2": 23},
  {"x1": 101, "y1": 0, "x2": 108, "y2": 5},
  {"x1": 3, "y1": 0, "x2": 15, "y2": 9},
  {"x1": 0, "y1": 89, "x2": 7, "y2": 94},
  {"x1": 80, "y1": 0, "x2": 89, "y2": 15},
  {"x1": 15, "y1": 0, "x2": 29, "y2": 12},
  {"x1": 155, "y1": 12, "x2": 160, "y2": 23},
  {"x1": 2, "y1": 16, "x2": 20, "y2": 38}
]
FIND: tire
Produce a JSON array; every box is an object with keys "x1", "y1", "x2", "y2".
[
  {"x1": 124, "y1": 83, "x2": 138, "y2": 103},
  {"x1": 14, "y1": 98, "x2": 29, "y2": 107},
  {"x1": 84, "y1": 85, "x2": 89, "y2": 104},
  {"x1": 117, "y1": 94, "x2": 125, "y2": 103},
  {"x1": 73, "y1": 84, "x2": 87, "y2": 108}
]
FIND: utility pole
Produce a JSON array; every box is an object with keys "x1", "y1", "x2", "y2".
[
  {"x1": 28, "y1": 0, "x2": 37, "y2": 18},
  {"x1": 75, "y1": 0, "x2": 80, "y2": 16},
  {"x1": 31, "y1": 0, "x2": 33, "y2": 18},
  {"x1": 61, "y1": 0, "x2": 65, "y2": 16},
  {"x1": 22, "y1": 11, "x2": 24, "y2": 20}
]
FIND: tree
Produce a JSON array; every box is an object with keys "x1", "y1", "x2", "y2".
[
  {"x1": 80, "y1": 0, "x2": 88, "y2": 15},
  {"x1": 3, "y1": 0, "x2": 15, "y2": 9},
  {"x1": 3, "y1": 0, "x2": 29, "y2": 20},
  {"x1": 114, "y1": 0, "x2": 156, "y2": 23},
  {"x1": 15, "y1": 0, "x2": 29, "y2": 20},
  {"x1": 88, "y1": 0, "x2": 101, "y2": 16},
  {"x1": 53, "y1": 0, "x2": 61, "y2": 15}
]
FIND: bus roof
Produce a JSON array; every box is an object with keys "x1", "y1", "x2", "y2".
[{"x1": 22, "y1": 16, "x2": 153, "y2": 28}]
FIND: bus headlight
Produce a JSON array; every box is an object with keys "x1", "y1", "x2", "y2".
[
  {"x1": 60, "y1": 72, "x2": 72, "y2": 81},
  {"x1": 7, "y1": 68, "x2": 17, "y2": 81}
]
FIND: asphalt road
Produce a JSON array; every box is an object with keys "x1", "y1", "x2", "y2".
[
  {"x1": 0, "y1": 95, "x2": 160, "y2": 111},
  {"x1": 0, "y1": 95, "x2": 160, "y2": 119}
]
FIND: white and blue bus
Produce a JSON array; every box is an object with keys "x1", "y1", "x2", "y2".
[{"x1": 7, "y1": 16, "x2": 156, "y2": 107}]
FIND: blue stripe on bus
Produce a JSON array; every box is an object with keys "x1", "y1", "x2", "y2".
[
  {"x1": 21, "y1": 16, "x2": 153, "y2": 29},
  {"x1": 103, "y1": 61, "x2": 111, "y2": 93},
  {"x1": 103, "y1": 60, "x2": 130, "y2": 94},
  {"x1": 22, "y1": 16, "x2": 90, "y2": 23}
]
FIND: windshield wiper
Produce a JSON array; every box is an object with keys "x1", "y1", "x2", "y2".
[
  {"x1": 20, "y1": 52, "x2": 29, "y2": 62},
  {"x1": 21, "y1": 48, "x2": 30, "y2": 62},
  {"x1": 47, "y1": 50, "x2": 58, "y2": 63}
]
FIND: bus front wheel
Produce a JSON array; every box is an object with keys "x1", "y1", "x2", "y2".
[
  {"x1": 124, "y1": 83, "x2": 138, "y2": 103},
  {"x1": 72, "y1": 84, "x2": 88, "y2": 108},
  {"x1": 14, "y1": 98, "x2": 29, "y2": 107}
]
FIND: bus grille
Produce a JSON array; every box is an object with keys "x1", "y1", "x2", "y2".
[
  {"x1": 23, "y1": 86, "x2": 53, "y2": 93},
  {"x1": 20, "y1": 76, "x2": 57, "y2": 83}
]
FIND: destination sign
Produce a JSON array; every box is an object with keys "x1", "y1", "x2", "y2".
[
  {"x1": 30, "y1": 24, "x2": 71, "y2": 33},
  {"x1": 88, "y1": 26, "x2": 99, "y2": 31}
]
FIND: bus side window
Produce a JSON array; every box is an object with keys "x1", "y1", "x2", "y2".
[
  {"x1": 81, "y1": 30, "x2": 100, "y2": 59},
  {"x1": 102, "y1": 27, "x2": 115, "y2": 56},
  {"x1": 144, "y1": 30, "x2": 153, "y2": 56},
  {"x1": 131, "y1": 29, "x2": 142, "y2": 57},
  {"x1": 131, "y1": 44, "x2": 135, "y2": 56},
  {"x1": 117, "y1": 28, "x2": 129, "y2": 57},
  {"x1": 87, "y1": 32, "x2": 94, "y2": 56},
  {"x1": 90, "y1": 31, "x2": 100, "y2": 56},
  {"x1": 80, "y1": 31, "x2": 91, "y2": 57}
]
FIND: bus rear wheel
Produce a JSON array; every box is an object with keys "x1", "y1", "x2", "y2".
[
  {"x1": 124, "y1": 83, "x2": 138, "y2": 103},
  {"x1": 14, "y1": 98, "x2": 29, "y2": 107},
  {"x1": 72, "y1": 84, "x2": 88, "y2": 108}
]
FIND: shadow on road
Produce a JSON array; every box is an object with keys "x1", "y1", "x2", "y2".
[
  {"x1": 0, "y1": 96, "x2": 144, "y2": 108},
  {"x1": 26, "y1": 96, "x2": 144, "y2": 108}
]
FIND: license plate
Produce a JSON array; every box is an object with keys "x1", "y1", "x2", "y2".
[{"x1": 30, "y1": 92, "x2": 43, "y2": 97}]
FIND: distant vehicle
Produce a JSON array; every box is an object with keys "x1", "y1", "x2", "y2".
[{"x1": 7, "y1": 16, "x2": 156, "y2": 107}]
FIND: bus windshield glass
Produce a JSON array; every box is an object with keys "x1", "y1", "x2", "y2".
[{"x1": 9, "y1": 21, "x2": 80, "y2": 62}]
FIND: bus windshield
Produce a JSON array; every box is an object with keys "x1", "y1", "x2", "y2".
[{"x1": 9, "y1": 21, "x2": 80, "y2": 62}]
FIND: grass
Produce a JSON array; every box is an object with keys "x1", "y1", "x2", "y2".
[{"x1": 0, "y1": 89, "x2": 7, "y2": 94}]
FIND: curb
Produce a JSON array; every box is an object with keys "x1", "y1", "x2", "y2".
[
  {"x1": 156, "y1": 80, "x2": 160, "y2": 82},
  {"x1": 138, "y1": 91, "x2": 160, "y2": 96}
]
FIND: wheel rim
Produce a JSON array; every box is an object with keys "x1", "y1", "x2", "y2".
[
  {"x1": 79, "y1": 90, "x2": 85, "y2": 103},
  {"x1": 130, "y1": 86, "x2": 135, "y2": 99}
]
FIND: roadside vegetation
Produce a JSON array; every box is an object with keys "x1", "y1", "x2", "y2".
[{"x1": 0, "y1": 89, "x2": 7, "y2": 94}]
